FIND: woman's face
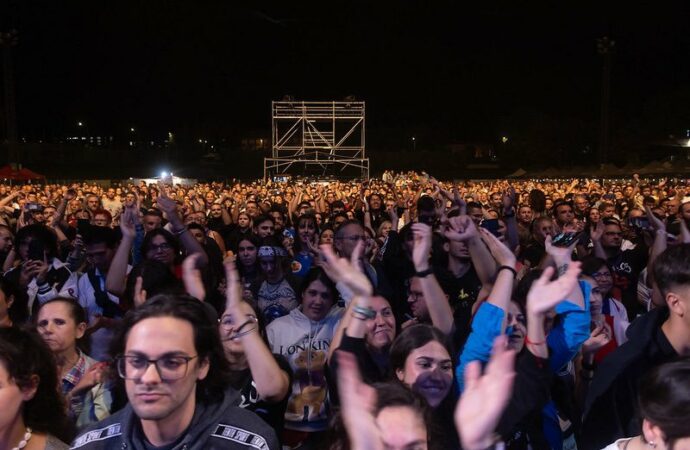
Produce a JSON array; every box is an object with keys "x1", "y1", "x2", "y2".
[
  {"x1": 219, "y1": 303, "x2": 259, "y2": 356},
  {"x1": 365, "y1": 296, "x2": 396, "y2": 350},
  {"x1": 0, "y1": 360, "x2": 36, "y2": 432},
  {"x1": 146, "y1": 234, "x2": 175, "y2": 266},
  {"x1": 378, "y1": 221, "x2": 392, "y2": 239},
  {"x1": 237, "y1": 214, "x2": 250, "y2": 229},
  {"x1": 298, "y1": 219, "x2": 317, "y2": 244},
  {"x1": 36, "y1": 302, "x2": 85, "y2": 354},
  {"x1": 376, "y1": 405, "x2": 428, "y2": 450},
  {"x1": 506, "y1": 301, "x2": 526, "y2": 353},
  {"x1": 588, "y1": 208, "x2": 600, "y2": 223},
  {"x1": 301, "y1": 279, "x2": 334, "y2": 322},
  {"x1": 396, "y1": 340, "x2": 453, "y2": 408},
  {"x1": 319, "y1": 229, "x2": 334, "y2": 246},
  {"x1": 592, "y1": 265, "x2": 613, "y2": 294}
]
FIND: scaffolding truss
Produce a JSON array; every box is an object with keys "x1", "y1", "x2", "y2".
[{"x1": 264, "y1": 101, "x2": 369, "y2": 179}]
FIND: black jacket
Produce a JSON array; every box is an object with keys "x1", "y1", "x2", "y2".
[
  {"x1": 580, "y1": 308, "x2": 676, "y2": 450},
  {"x1": 70, "y1": 388, "x2": 280, "y2": 450}
]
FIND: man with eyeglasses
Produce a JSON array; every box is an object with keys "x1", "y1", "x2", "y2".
[
  {"x1": 333, "y1": 220, "x2": 392, "y2": 305},
  {"x1": 592, "y1": 218, "x2": 648, "y2": 320},
  {"x1": 71, "y1": 295, "x2": 279, "y2": 449}
]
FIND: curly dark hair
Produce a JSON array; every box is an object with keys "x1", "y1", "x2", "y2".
[
  {"x1": 141, "y1": 228, "x2": 181, "y2": 263},
  {"x1": 0, "y1": 327, "x2": 75, "y2": 443}
]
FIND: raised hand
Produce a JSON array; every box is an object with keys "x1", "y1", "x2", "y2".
[
  {"x1": 133, "y1": 276, "x2": 147, "y2": 308},
  {"x1": 444, "y1": 215, "x2": 478, "y2": 242},
  {"x1": 411, "y1": 222, "x2": 432, "y2": 271},
  {"x1": 582, "y1": 323, "x2": 611, "y2": 355},
  {"x1": 502, "y1": 186, "x2": 516, "y2": 215},
  {"x1": 590, "y1": 220, "x2": 604, "y2": 242},
  {"x1": 645, "y1": 205, "x2": 665, "y2": 232},
  {"x1": 479, "y1": 227, "x2": 516, "y2": 268},
  {"x1": 544, "y1": 234, "x2": 577, "y2": 261},
  {"x1": 119, "y1": 206, "x2": 137, "y2": 239},
  {"x1": 336, "y1": 351, "x2": 382, "y2": 450},
  {"x1": 456, "y1": 335, "x2": 516, "y2": 450},
  {"x1": 526, "y1": 263, "x2": 581, "y2": 316},
  {"x1": 182, "y1": 253, "x2": 205, "y2": 300},
  {"x1": 320, "y1": 243, "x2": 373, "y2": 297}
]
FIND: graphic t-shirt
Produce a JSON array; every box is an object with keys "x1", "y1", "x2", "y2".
[{"x1": 255, "y1": 279, "x2": 298, "y2": 324}]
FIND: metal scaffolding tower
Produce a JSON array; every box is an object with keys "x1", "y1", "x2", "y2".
[{"x1": 264, "y1": 101, "x2": 369, "y2": 179}]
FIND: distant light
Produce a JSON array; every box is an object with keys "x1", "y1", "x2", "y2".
[
  {"x1": 130, "y1": 127, "x2": 135, "y2": 132},
  {"x1": 77, "y1": 122, "x2": 83, "y2": 127},
  {"x1": 161, "y1": 171, "x2": 168, "y2": 178},
  {"x1": 198, "y1": 139, "x2": 203, "y2": 143},
  {"x1": 686, "y1": 138, "x2": 690, "y2": 148},
  {"x1": 501, "y1": 136, "x2": 509, "y2": 143},
  {"x1": 412, "y1": 137, "x2": 416, "y2": 141},
  {"x1": 168, "y1": 132, "x2": 173, "y2": 138}
]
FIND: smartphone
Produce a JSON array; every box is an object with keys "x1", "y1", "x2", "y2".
[
  {"x1": 28, "y1": 240, "x2": 45, "y2": 261},
  {"x1": 551, "y1": 232, "x2": 582, "y2": 247},
  {"x1": 480, "y1": 219, "x2": 501, "y2": 237},
  {"x1": 629, "y1": 217, "x2": 651, "y2": 231}
]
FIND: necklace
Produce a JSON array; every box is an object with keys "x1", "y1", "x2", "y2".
[{"x1": 10, "y1": 427, "x2": 32, "y2": 450}]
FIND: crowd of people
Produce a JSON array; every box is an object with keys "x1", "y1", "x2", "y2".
[{"x1": 0, "y1": 170, "x2": 689, "y2": 450}]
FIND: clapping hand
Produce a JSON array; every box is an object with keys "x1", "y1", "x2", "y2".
[
  {"x1": 336, "y1": 351, "x2": 382, "y2": 450},
  {"x1": 456, "y1": 335, "x2": 516, "y2": 450},
  {"x1": 526, "y1": 263, "x2": 581, "y2": 316},
  {"x1": 320, "y1": 242, "x2": 372, "y2": 297}
]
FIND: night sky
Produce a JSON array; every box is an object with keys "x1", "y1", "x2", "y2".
[{"x1": 2, "y1": 1, "x2": 689, "y2": 147}]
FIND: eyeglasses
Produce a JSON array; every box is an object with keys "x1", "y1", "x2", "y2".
[
  {"x1": 591, "y1": 271, "x2": 612, "y2": 279},
  {"x1": 148, "y1": 243, "x2": 172, "y2": 252},
  {"x1": 116, "y1": 354, "x2": 198, "y2": 381}
]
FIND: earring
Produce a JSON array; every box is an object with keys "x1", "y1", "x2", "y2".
[{"x1": 648, "y1": 442, "x2": 656, "y2": 449}]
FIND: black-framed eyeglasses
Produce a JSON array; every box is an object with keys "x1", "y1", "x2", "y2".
[
  {"x1": 115, "y1": 354, "x2": 198, "y2": 381},
  {"x1": 148, "y1": 243, "x2": 172, "y2": 252}
]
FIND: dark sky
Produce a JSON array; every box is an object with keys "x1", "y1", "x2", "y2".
[{"x1": 2, "y1": 1, "x2": 689, "y2": 144}]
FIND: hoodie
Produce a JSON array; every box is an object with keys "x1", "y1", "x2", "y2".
[
  {"x1": 266, "y1": 306, "x2": 343, "y2": 432},
  {"x1": 70, "y1": 387, "x2": 279, "y2": 449}
]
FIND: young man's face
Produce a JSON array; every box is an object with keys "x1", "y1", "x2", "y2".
[
  {"x1": 254, "y1": 220, "x2": 274, "y2": 238},
  {"x1": 555, "y1": 204, "x2": 575, "y2": 226},
  {"x1": 85, "y1": 242, "x2": 115, "y2": 273},
  {"x1": 122, "y1": 317, "x2": 209, "y2": 424}
]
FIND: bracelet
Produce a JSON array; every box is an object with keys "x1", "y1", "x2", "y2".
[
  {"x1": 497, "y1": 265, "x2": 517, "y2": 278},
  {"x1": 352, "y1": 305, "x2": 376, "y2": 320},
  {"x1": 414, "y1": 267, "x2": 434, "y2": 278},
  {"x1": 525, "y1": 335, "x2": 546, "y2": 346}
]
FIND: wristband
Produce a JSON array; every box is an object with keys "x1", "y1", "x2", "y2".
[
  {"x1": 172, "y1": 227, "x2": 187, "y2": 236},
  {"x1": 525, "y1": 335, "x2": 546, "y2": 346},
  {"x1": 352, "y1": 305, "x2": 376, "y2": 320},
  {"x1": 415, "y1": 268, "x2": 434, "y2": 278},
  {"x1": 497, "y1": 265, "x2": 517, "y2": 278}
]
